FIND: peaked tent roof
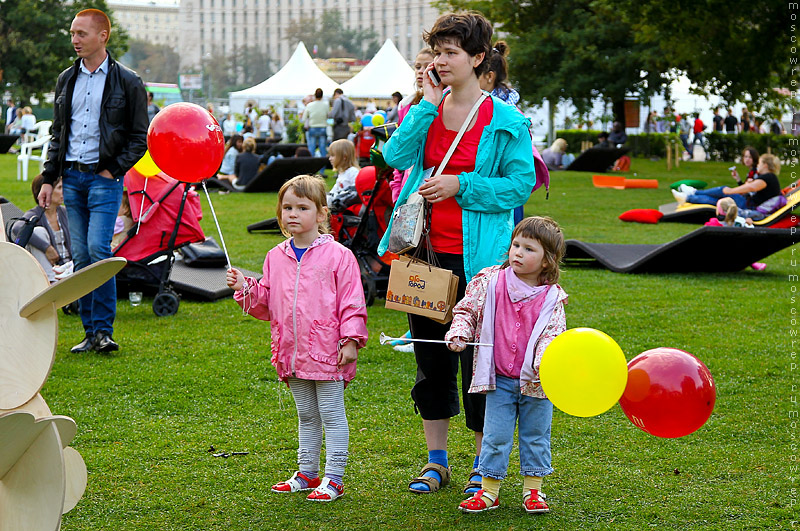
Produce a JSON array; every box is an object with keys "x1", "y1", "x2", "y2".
[
  {"x1": 228, "y1": 42, "x2": 340, "y2": 109},
  {"x1": 339, "y1": 39, "x2": 415, "y2": 99}
]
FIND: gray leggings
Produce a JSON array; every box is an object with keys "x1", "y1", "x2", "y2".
[{"x1": 288, "y1": 377, "x2": 349, "y2": 477}]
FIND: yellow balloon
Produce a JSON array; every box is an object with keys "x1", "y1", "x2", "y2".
[
  {"x1": 133, "y1": 151, "x2": 161, "y2": 177},
  {"x1": 371, "y1": 113, "x2": 385, "y2": 126},
  {"x1": 539, "y1": 328, "x2": 628, "y2": 417}
]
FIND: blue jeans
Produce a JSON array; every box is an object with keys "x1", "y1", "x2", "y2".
[
  {"x1": 62, "y1": 167, "x2": 124, "y2": 336},
  {"x1": 687, "y1": 186, "x2": 746, "y2": 208},
  {"x1": 306, "y1": 127, "x2": 328, "y2": 157},
  {"x1": 679, "y1": 134, "x2": 690, "y2": 153},
  {"x1": 477, "y1": 375, "x2": 554, "y2": 479}
]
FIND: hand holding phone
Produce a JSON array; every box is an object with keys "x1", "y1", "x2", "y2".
[{"x1": 428, "y1": 68, "x2": 441, "y2": 87}]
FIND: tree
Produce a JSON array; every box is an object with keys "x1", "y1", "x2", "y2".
[
  {"x1": 437, "y1": 0, "x2": 669, "y2": 125},
  {"x1": 604, "y1": 0, "x2": 795, "y2": 109},
  {"x1": 0, "y1": 0, "x2": 128, "y2": 103},
  {"x1": 123, "y1": 39, "x2": 180, "y2": 83},
  {"x1": 286, "y1": 9, "x2": 380, "y2": 60}
]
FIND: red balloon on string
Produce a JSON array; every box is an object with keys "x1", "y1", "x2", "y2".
[
  {"x1": 618, "y1": 348, "x2": 716, "y2": 438},
  {"x1": 147, "y1": 102, "x2": 225, "y2": 183}
]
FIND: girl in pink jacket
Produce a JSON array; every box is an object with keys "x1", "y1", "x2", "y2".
[{"x1": 227, "y1": 174, "x2": 368, "y2": 503}]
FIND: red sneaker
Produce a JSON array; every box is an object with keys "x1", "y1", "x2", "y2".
[
  {"x1": 523, "y1": 489, "x2": 549, "y2": 514},
  {"x1": 271, "y1": 471, "x2": 321, "y2": 493},
  {"x1": 458, "y1": 489, "x2": 499, "y2": 513}
]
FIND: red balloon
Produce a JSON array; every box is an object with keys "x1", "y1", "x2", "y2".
[
  {"x1": 147, "y1": 102, "x2": 224, "y2": 183},
  {"x1": 618, "y1": 348, "x2": 716, "y2": 438}
]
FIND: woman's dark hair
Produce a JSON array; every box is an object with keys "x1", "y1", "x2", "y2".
[
  {"x1": 224, "y1": 134, "x2": 244, "y2": 152},
  {"x1": 31, "y1": 174, "x2": 60, "y2": 204},
  {"x1": 743, "y1": 146, "x2": 759, "y2": 169},
  {"x1": 485, "y1": 40, "x2": 509, "y2": 89},
  {"x1": 314, "y1": 88, "x2": 323, "y2": 99},
  {"x1": 423, "y1": 12, "x2": 492, "y2": 77}
]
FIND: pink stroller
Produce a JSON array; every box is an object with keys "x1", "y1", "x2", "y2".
[{"x1": 114, "y1": 168, "x2": 206, "y2": 315}]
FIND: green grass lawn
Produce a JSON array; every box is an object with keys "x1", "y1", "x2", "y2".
[{"x1": 1, "y1": 154, "x2": 795, "y2": 530}]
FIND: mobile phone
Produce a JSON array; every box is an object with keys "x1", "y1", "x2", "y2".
[
  {"x1": 728, "y1": 166, "x2": 736, "y2": 171},
  {"x1": 428, "y1": 68, "x2": 441, "y2": 86}
]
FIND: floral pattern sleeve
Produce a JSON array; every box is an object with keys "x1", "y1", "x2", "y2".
[{"x1": 445, "y1": 266, "x2": 500, "y2": 344}]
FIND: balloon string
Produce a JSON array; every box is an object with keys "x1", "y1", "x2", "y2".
[
  {"x1": 136, "y1": 178, "x2": 148, "y2": 234},
  {"x1": 202, "y1": 181, "x2": 232, "y2": 270}
]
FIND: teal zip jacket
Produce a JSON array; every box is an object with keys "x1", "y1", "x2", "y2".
[{"x1": 378, "y1": 94, "x2": 536, "y2": 281}]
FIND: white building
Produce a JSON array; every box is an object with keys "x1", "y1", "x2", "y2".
[
  {"x1": 177, "y1": 0, "x2": 440, "y2": 76},
  {"x1": 108, "y1": 0, "x2": 181, "y2": 50}
]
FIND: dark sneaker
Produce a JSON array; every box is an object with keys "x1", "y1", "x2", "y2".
[
  {"x1": 70, "y1": 333, "x2": 95, "y2": 353},
  {"x1": 94, "y1": 331, "x2": 119, "y2": 352}
]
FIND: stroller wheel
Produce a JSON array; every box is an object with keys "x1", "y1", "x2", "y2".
[
  {"x1": 152, "y1": 289, "x2": 180, "y2": 317},
  {"x1": 361, "y1": 272, "x2": 377, "y2": 307}
]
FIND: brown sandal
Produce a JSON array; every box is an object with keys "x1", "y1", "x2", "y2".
[
  {"x1": 463, "y1": 468, "x2": 482, "y2": 493},
  {"x1": 408, "y1": 462, "x2": 451, "y2": 493}
]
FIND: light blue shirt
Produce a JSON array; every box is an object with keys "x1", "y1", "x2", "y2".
[{"x1": 66, "y1": 55, "x2": 109, "y2": 164}]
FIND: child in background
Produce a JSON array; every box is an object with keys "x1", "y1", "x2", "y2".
[
  {"x1": 326, "y1": 139, "x2": 360, "y2": 210},
  {"x1": 445, "y1": 217, "x2": 568, "y2": 515},
  {"x1": 716, "y1": 197, "x2": 754, "y2": 228},
  {"x1": 226, "y1": 174, "x2": 368, "y2": 502},
  {"x1": 111, "y1": 191, "x2": 134, "y2": 251}
]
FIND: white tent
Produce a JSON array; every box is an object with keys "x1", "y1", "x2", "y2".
[
  {"x1": 228, "y1": 42, "x2": 340, "y2": 113},
  {"x1": 339, "y1": 40, "x2": 415, "y2": 99}
]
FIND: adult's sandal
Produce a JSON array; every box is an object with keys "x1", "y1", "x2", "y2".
[{"x1": 408, "y1": 462, "x2": 451, "y2": 493}]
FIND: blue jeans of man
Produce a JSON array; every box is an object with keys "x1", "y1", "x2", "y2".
[
  {"x1": 307, "y1": 127, "x2": 328, "y2": 157},
  {"x1": 687, "y1": 186, "x2": 747, "y2": 208},
  {"x1": 62, "y1": 168, "x2": 124, "y2": 336},
  {"x1": 477, "y1": 375, "x2": 554, "y2": 480}
]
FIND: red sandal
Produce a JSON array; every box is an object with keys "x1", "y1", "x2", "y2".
[
  {"x1": 306, "y1": 477, "x2": 344, "y2": 502},
  {"x1": 458, "y1": 489, "x2": 499, "y2": 513},
  {"x1": 523, "y1": 489, "x2": 549, "y2": 514},
  {"x1": 271, "y1": 471, "x2": 321, "y2": 493}
]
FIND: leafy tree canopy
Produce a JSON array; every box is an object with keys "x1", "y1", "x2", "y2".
[
  {"x1": 437, "y1": 0, "x2": 796, "y2": 121},
  {"x1": 0, "y1": 0, "x2": 128, "y2": 103},
  {"x1": 123, "y1": 39, "x2": 181, "y2": 84}
]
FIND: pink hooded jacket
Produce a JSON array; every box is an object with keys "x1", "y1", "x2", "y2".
[{"x1": 233, "y1": 234, "x2": 368, "y2": 384}]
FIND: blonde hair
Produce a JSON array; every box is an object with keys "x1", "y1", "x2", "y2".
[
  {"x1": 550, "y1": 138, "x2": 568, "y2": 153},
  {"x1": 242, "y1": 137, "x2": 256, "y2": 153},
  {"x1": 328, "y1": 139, "x2": 359, "y2": 174},
  {"x1": 276, "y1": 174, "x2": 330, "y2": 237},
  {"x1": 503, "y1": 216, "x2": 565, "y2": 285},
  {"x1": 759, "y1": 153, "x2": 781, "y2": 175},
  {"x1": 717, "y1": 197, "x2": 739, "y2": 226}
]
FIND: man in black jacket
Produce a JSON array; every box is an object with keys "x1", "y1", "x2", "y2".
[{"x1": 39, "y1": 8, "x2": 148, "y2": 353}]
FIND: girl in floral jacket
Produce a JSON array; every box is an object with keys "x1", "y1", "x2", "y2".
[{"x1": 445, "y1": 216, "x2": 567, "y2": 515}]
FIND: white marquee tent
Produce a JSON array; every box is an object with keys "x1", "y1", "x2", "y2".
[
  {"x1": 339, "y1": 40, "x2": 415, "y2": 99},
  {"x1": 228, "y1": 42, "x2": 340, "y2": 113}
]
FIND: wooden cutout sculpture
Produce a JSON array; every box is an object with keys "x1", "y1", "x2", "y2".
[{"x1": 0, "y1": 204, "x2": 126, "y2": 529}]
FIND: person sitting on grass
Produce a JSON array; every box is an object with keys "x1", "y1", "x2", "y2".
[
  {"x1": 445, "y1": 216, "x2": 568, "y2": 515},
  {"x1": 217, "y1": 134, "x2": 243, "y2": 182},
  {"x1": 231, "y1": 137, "x2": 261, "y2": 190},
  {"x1": 672, "y1": 153, "x2": 782, "y2": 213},
  {"x1": 226, "y1": 174, "x2": 368, "y2": 503},
  {"x1": 541, "y1": 138, "x2": 568, "y2": 170}
]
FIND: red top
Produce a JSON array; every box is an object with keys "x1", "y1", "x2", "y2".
[
  {"x1": 423, "y1": 96, "x2": 493, "y2": 254},
  {"x1": 693, "y1": 119, "x2": 705, "y2": 134}
]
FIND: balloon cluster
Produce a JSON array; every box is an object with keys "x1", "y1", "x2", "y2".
[
  {"x1": 361, "y1": 110, "x2": 387, "y2": 128},
  {"x1": 539, "y1": 328, "x2": 716, "y2": 438}
]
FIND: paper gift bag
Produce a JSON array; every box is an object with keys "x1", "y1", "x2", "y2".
[{"x1": 385, "y1": 258, "x2": 458, "y2": 324}]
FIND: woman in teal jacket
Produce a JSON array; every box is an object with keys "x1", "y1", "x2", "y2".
[{"x1": 377, "y1": 12, "x2": 536, "y2": 497}]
